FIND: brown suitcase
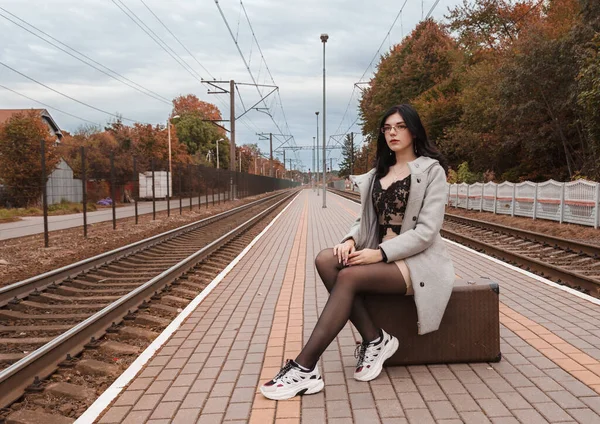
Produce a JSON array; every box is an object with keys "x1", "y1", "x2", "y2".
[{"x1": 364, "y1": 278, "x2": 501, "y2": 365}]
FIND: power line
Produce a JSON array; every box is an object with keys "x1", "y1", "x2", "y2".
[
  {"x1": 214, "y1": 0, "x2": 295, "y2": 149},
  {"x1": 239, "y1": 0, "x2": 293, "y2": 138},
  {"x1": 331, "y1": 0, "x2": 410, "y2": 148},
  {"x1": 112, "y1": 0, "x2": 205, "y2": 84},
  {"x1": 0, "y1": 61, "x2": 148, "y2": 124},
  {"x1": 112, "y1": 0, "x2": 244, "y2": 135},
  {"x1": 0, "y1": 7, "x2": 172, "y2": 105},
  {"x1": 358, "y1": 0, "x2": 409, "y2": 84},
  {"x1": 0, "y1": 84, "x2": 102, "y2": 126},
  {"x1": 425, "y1": 0, "x2": 443, "y2": 20},
  {"x1": 139, "y1": 0, "x2": 216, "y2": 80}
]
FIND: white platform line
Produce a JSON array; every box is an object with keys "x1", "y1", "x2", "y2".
[{"x1": 76, "y1": 192, "x2": 302, "y2": 424}]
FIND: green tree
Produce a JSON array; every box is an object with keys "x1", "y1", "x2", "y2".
[{"x1": 338, "y1": 133, "x2": 358, "y2": 178}]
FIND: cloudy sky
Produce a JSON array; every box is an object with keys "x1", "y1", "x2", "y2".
[{"x1": 0, "y1": 0, "x2": 463, "y2": 172}]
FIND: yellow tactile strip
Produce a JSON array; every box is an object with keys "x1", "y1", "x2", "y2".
[
  {"x1": 500, "y1": 302, "x2": 600, "y2": 394},
  {"x1": 248, "y1": 194, "x2": 309, "y2": 424}
]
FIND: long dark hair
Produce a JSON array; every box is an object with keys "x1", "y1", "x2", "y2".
[{"x1": 374, "y1": 104, "x2": 448, "y2": 178}]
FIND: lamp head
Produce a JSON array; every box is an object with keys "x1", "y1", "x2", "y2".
[
  {"x1": 315, "y1": 111, "x2": 319, "y2": 116},
  {"x1": 320, "y1": 33, "x2": 329, "y2": 43}
]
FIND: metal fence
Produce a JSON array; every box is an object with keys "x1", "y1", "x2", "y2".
[
  {"x1": 447, "y1": 179, "x2": 600, "y2": 229},
  {"x1": 0, "y1": 143, "x2": 300, "y2": 246}
]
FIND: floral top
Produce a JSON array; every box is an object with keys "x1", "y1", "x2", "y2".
[{"x1": 372, "y1": 175, "x2": 411, "y2": 244}]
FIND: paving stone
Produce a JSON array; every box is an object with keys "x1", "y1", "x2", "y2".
[
  {"x1": 376, "y1": 399, "x2": 404, "y2": 418},
  {"x1": 405, "y1": 408, "x2": 436, "y2": 424},
  {"x1": 477, "y1": 398, "x2": 511, "y2": 417},
  {"x1": 428, "y1": 400, "x2": 460, "y2": 420},
  {"x1": 533, "y1": 401, "x2": 575, "y2": 422},
  {"x1": 512, "y1": 408, "x2": 550, "y2": 424}
]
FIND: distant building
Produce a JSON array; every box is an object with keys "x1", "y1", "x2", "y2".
[{"x1": 0, "y1": 108, "x2": 63, "y2": 142}]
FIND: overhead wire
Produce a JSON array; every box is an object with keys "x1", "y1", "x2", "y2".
[
  {"x1": 113, "y1": 0, "x2": 256, "y2": 136},
  {"x1": 425, "y1": 0, "x2": 443, "y2": 20},
  {"x1": 214, "y1": 0, "x2": 299, "y2": 166},
  {"x1": 112, "y1": 0, "x2": 205, "y2": 84},
  {"x1": 239, "y1": 0, "x2": 294, "y2": 142},
  {"x1": 331, "y1": 0, "x2": 410, "y2": 152},
  {"x1": 139, "y1": 0, "x2": 216, "y2": 80},
  {"x1": 0, "y1": 84, "x2": 102, "y2": 126},
  {"x1": 0, "y1": 7, "x2": 172, "y2": 105},
  {"x1": 0, "y1": 61, "x2": 148, "y2": 124}
]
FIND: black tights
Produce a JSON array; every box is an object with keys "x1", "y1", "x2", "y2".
[{"x1": 295, "y1": 248, "x2": 407, "y2": 369}]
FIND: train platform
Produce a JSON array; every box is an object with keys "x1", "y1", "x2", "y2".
[{"x1": 80, "y1": 189, "x2": 600, "y2": 424}]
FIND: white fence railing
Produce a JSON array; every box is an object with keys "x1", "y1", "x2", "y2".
[{"x1": 447, "y1": 179, "x2": 600, "y2": 229}]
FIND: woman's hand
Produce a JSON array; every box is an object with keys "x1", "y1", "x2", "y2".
[
  {"x1": 333, "y1": 239, "x2": 356, "y2": 266},
  {"x1": 346, "y1": 248, "x2": 384, "y2": 266}
]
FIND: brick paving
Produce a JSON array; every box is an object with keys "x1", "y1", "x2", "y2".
[{"x1": 93, "y1": 189, "x2": 600, "y2": 423}]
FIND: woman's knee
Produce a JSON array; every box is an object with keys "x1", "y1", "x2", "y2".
[
  {"x1": 315, "y1": 248, "x2": 335, "y2": 271},
  {"x1": 336, "y1": 268, "x2": 360, "y2": 292}
]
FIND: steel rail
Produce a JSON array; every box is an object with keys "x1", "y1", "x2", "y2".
[
  {"x1": 440, "y1": 228, "x2": 600, "y2": 297},
  {"x1": 445, "y1": 213, "x2": 600, "y2": 258},
  {"x1": 0, "y1": 192, "x2": 284, "y2": 308},
  {"x1": 0, "y1": 190, "x2": 296, "y2": 409}
]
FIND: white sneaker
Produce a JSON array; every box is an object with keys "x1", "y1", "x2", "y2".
[
  {"x1": 260, "y1": 359, "x2": 324, "y2": 400},
  {"x1": 354, "y1": 329, "x2": 399, "y2": 381}
]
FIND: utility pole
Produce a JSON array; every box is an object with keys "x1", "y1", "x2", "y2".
[
  {"x1": 321, "y1": 33, "x2": 328, "y2": 208},
  {"x1": 283, "y1": 150, "x2": 286, "y2": 179},
  {"x1": 229, "y1": 80, "x2": 236, "y2": 198},
  {"x1": 312, "y1": 136, "x2": 316, "y2": 189},
  {"x1": 289, "y1": 158, "x2": 292, "y2": 180},
  {"x1": 269, "y1": 133, "x2": 273, "y2": 177},
  {"x1": 350, "y1": 132, "x2": 354, "y2": 175},
  {"x1": 330, "y1": 158, "x2": 332, "y2": 176},
  {"x1": 316, "y1": 111, "x2": 320, "y2": 196}
]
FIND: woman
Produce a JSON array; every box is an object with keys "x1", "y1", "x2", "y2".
[{"x1": 260, "y1": 104, "x2": 455, "y2": 401}]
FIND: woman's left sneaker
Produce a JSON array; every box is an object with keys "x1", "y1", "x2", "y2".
[
  {"x1": 260, "y1": 359, "x2": 324, "y2": 400},
  {"x1": 354, "y1": 328, "x2": 399, "y2": 381}
]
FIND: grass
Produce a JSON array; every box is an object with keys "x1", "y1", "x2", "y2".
[{"x1": 0, "y1": 200, "x2": 97, "y2": 222}]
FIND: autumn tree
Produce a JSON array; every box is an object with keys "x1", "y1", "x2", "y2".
[
  {"x1": 0, "y1": 110, "x2": 60, "y2": 207},
  {"x1": 360, "y1": 20, "x2": 459, "y2": 141}
]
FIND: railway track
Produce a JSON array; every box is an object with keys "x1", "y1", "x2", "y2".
[
  {"x1": 0, "y1": 189, "x2": 298, "y2": 422},
  {"x1": 329, "y1": 188, "x2": 600, "y2": 297}
]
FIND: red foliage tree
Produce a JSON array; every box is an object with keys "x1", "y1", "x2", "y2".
[{"x1": 0, "y1": 110, "x2": 60, "y2": 207}]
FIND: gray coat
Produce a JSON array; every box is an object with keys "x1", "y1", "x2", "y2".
[{"x1": 341, "y1": 156, "x2": 454, "y2": 335}]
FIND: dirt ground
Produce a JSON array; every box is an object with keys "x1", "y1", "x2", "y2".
[
  {"x1": 445, "y1": 207, "x2": 600, "y2": 246},
  {"x1": 0, "y1": 192, "x2": 280, "y2": 289}
]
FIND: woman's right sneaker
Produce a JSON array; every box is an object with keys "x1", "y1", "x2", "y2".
[
  {"x1": 260, "y1": 359, "x2": 324, "y2": 400},
  {"x1": 354, "y1": 328, "x2": 399, "y2": 381}
]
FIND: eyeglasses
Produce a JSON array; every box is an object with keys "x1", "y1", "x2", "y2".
[{"x1": 381, "y1": 123, "x2": 408, "y2": 134}]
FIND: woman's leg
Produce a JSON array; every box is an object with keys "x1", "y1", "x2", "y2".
[
  {"x1": 315, "y1": 249, "x2": 380, "y2": 342},
  {"x1": 296, "y1": 260, "x2": 406, "y2": 369}
]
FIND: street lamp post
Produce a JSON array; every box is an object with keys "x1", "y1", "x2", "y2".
[
  {"x1": 316, "y1": 111, "x2": 320, "y2": 196},
  {"x1": 320, "y1": 33, "x2": 328, "y2": 208},
  {"x1": 215, "y1": 138, "x2": 224, "y2": 169},
  {"x1": 312, "y1": 136, "x2": 316, "y2": 191},
  {"x1": 167, "y1": 114, "x2": 180, "y2": 175}
]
